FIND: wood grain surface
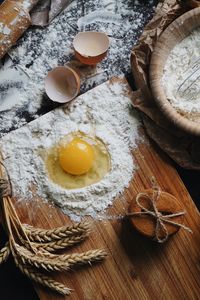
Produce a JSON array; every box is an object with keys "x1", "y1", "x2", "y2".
[{"x1": 6, "y1": 79, "x2": 200, "y2": 299}]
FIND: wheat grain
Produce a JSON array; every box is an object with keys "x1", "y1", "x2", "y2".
[{"x1": 0, "y1": 242, "x2": 10, "y2": 264}]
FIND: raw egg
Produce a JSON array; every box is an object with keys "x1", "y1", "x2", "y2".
[
  {"x1": 45, "y1": 132, "x2": 111, "y2": 189},
  {"x1": 59, "y1": 137, "x2": 94, "y2": 175}
]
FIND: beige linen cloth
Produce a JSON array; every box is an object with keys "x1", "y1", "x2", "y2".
[{"x1": 131, "y1": 0, "x2": 200, "y2": 169}]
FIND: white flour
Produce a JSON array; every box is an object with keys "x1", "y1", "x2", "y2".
[
  {"x1": 0, "y1": 80, "x2": 141, "y2": 221},
  {"x1": 162, "y1": 27, "x2": 200, "y2": 119},
  {"x1": 0, "y1": 0, "x2": 155, "y2": 136}
]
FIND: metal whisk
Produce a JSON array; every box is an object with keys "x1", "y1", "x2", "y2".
[{"x1": 177, "y1": 57, "x2": 200, "y2": 98}]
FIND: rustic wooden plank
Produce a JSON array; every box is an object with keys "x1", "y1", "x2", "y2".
[{"x1": 6, "y1": 78, "x2": 200, "y2": 299}]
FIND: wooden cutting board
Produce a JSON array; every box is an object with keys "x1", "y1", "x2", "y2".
[{"x1": 2, "y1": 78, "x2": 200, "y2": 299}]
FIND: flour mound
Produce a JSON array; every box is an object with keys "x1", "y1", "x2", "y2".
[{"x1": 0, "y1": 80, "x2": 141, "y2": 221}]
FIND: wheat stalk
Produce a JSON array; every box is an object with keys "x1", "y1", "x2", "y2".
[
  {"x1": 0, "y1": 242, "x2": 10, "y2": 264},
  {"x1": 24, "y1": 222, "x2": 90, "y2": 242},
  {"x1": 14, "y1": 256, "x2": 71, "y2": 295}
]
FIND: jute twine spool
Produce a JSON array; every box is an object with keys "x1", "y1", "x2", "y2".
[{"x1": 127, "y1": 186, "x2": 192, "y2": 243}]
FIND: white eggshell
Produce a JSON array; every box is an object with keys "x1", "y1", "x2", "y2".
[{"x1": 45, "y1": 66, "x2": 80, "y2": 103}]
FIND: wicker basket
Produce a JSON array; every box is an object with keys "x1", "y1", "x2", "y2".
[{"x1": 150, "y1": 8, "x2": 200, "y2": 136}]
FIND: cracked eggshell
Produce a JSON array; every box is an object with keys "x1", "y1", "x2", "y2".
[
  {"x1": 73, "y1": 31, "x2": 109, "y2": 65},
  {"x1": 45, "y1": 66, "x2": 80, "y2": 103}
]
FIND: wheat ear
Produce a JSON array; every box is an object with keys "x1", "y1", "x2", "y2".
[
  {"x1": 34, "y1": 233, "x2": 88, "y2": 252},
  {"x1": 16, "y1": 244, "x2": 106, "y2": 270},
  {"x1": 14, "y1": 256, "x2": 71, "y2": 295},
  {"x1": 20, "y1": 233, "x2": 88, "y2": 253},
  {"x1": 14, "y1": 243, "x2": 69, "y2": 272},
  {"x1": 24, "y1": 222, "x2": 90, "y2": 242},
  {"x1": 0, "y1": 242, "x2": 10, "y2": 264},
  {"x1": 37, "y1": 249, "x2": 107, "y2": 268},
  {"x1": 62, "y1": 249, "x2": 107, "y2": 268}
]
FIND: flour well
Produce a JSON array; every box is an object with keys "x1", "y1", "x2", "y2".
[
  {"x1": 0, "y1": 80, "x2": 141, "y2": 221},
  {"x1": 162, "y1": 27, "x2": 200, "y2": 121}
]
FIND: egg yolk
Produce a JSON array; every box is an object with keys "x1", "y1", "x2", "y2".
[{"x1": 58, "y1": 138, "x2": 95, "y2": 175}]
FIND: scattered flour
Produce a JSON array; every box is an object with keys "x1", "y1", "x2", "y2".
[
  {"x1": 0, "y1": 80, "x2": 141, "y2": 221},
  {"x1": 21, "y1": 0, "x2": 39, "y2": 11},
  {"x1": 0, "y1": 0, "x2": 155, "y2": 136},
  {"x1": 162, "y1": 27, "x2": 200, "y2": 120},
  {"x1": 2, "y1": 26, "x2": 11, "y2": 35},
  {"x1": 0, "y1": 66, "x2": 29, "y2": 112},
  {"x1": 77, "y1": 11, "x2": 122, "y2": 29}
]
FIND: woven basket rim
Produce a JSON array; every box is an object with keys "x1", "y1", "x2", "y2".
[{"x1": 149, "y1": 7, "x2": 200, "y2": 136}]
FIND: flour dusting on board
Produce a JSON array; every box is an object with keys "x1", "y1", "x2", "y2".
[{"x1": 0, "y1": 80, "x2": 141, "y2": 221}]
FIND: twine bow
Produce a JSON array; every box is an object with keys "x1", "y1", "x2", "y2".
[{"x1": 127, "y1": 186, "x2": 192, "y2": 243}]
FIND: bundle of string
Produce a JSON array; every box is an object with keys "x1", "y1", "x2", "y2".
[
  {"x1": 0, "y1": 159, "x2": 106, "y2": 295},
  {"x1": 127, "y1": 179, "x2": 192, "y2": 243}
]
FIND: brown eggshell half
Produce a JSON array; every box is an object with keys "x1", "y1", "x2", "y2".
[
  {"x1": 128, "y1": 189, "x2": 184, "y2": 240},
  {"x1": 45, "y1": 66, "x2": 80, "y2": 103},
  {"x1": 73, "y1": 31, "x2": 109, "y2": 65}
]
